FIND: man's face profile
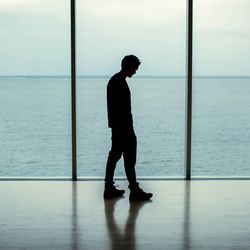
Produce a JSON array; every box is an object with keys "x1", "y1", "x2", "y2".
[{"x1": 127, "y1": 64, "x2": 139, "y2": 78}]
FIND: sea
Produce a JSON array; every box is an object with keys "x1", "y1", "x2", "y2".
[{"x1": 0, "y1": 76, "x2": 250, "y2": 177}]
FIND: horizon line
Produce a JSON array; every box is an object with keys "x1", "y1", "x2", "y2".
[{"x1": 0, "y1": 75, "x2": 250, "y2": 79}]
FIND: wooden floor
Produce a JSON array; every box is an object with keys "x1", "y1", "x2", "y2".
[{"x1": 1, "y1": 180, "x2": 250, "y2": 250}]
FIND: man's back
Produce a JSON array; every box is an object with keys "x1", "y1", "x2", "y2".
[{"x1": 107, "y1": 73, "x2": 133, "y2": 129}]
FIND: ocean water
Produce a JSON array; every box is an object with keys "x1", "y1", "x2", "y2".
[{"x1": 0, "y1": 77, "x2": 250, "y2": 177}]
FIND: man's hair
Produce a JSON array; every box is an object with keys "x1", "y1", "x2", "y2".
[{"x1": 121, "y1": 55, "x2": 141, "y2": 68}]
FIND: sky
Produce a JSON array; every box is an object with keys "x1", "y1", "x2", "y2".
[{"x1": 0, "y1": 0, "x2": 249, "y2": 76}]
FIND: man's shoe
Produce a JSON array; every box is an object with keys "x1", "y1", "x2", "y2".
[
  {"x1": 103, "y1": 185, "x2": 125, "y2": 199},
  {"x1": 129, "y1": 187, "x2": 153, "y2": 201}
]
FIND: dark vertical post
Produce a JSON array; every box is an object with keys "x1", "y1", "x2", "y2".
[
  {"x1": 185, "y1": 0, "x2": 193, "y2": 180},
  {"x1": 71, "y1": 0, "x2": 77, "y2": 180}
]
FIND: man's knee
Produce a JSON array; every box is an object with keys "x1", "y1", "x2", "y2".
[{"x1": 108, "y1": 149, "x2": 122, "y2": 162}]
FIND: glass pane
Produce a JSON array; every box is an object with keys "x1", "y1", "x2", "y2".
[
  {"x1": 192, "y1": 0, "x2": 250, "y2": 176},
  {"x1": 77, "y1": 0, "x2": 186, "y2": 177},
  {"x1": 0, "y1": 0, "x2": 71, "y2": 177}
]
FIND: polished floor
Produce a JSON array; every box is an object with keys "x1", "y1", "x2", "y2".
[{"x1": 1, "y1": 180, "x2": 250, "y2": 249}]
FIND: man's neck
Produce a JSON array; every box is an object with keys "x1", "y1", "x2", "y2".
[{"x1": 118, "y1": 70, "x2": 128, "y2": 79}]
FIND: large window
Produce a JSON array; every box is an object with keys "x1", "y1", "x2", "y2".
[
  {"x1": 76, "y1": 0, "x2": 186, "y2": 177},
  {"x1": 0, "y1": 0, "x2": 71, "y2": 177},
  {"x1": 192, "y1": 0, "x2": 250, "y2": 176},
  {"x1": 1, "y1": 0, "x2": 249, "y2": 179}
]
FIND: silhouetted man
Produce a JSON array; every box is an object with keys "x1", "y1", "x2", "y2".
[{"x1": 104, "y1": 55, "x2": 153, "y2": 201}]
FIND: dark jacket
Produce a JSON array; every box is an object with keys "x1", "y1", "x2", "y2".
[{"x1": 107, "y1": 73, "x2": 133, "y2": 129}]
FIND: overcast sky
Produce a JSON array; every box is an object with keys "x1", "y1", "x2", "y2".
[{"x1": 0, "y1": 0, "x2": 249, "y2": 76}]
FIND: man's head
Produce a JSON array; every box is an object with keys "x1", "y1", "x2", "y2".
[{"x1": 121, "y1": 55, "x2": 141, "y2": 78}]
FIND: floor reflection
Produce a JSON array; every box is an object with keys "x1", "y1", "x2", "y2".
[
  {"x1": 69, "y1": 182, "x2": 192, "y2": 249},
  {"x1": 105, "y1": 198, "x2": 151, "y2": 250},
  {"x1": 71, "y1": 181, "x2": 80, "y2": 250},
  {"x1": 183, "y1": 181, "x2": 191, "y2": 250}
]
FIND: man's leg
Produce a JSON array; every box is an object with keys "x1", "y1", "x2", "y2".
[
  {"x1": 104, "y1": 129, "x2": 125, "y2": 198},
  {"x1": 123, "y1": 131, "x2": 138, "y2": 189},
  {"x1": 104, "y1": 130, "x2": 123, "y2": 185},
  {"x1": 104, "y1": 151, "x2": 122, "y2": 186},
  {"x1": 124, "y1": 130, "x2": 153, "y2": 201}
]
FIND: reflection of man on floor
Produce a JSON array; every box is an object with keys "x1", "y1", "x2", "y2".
[
  {"x1": 104, "y1": 198, "x2": 151, "y2": 250},
  {"x1": 104, "y1": 55, "x2": 152, "y2": 201}
]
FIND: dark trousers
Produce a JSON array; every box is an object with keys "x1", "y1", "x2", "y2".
[{"x1": 105, "y1": 128, "x2": 138, "y2": 188}]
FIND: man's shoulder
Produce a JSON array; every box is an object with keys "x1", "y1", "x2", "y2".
[
  {"x1": 108, "y1": 73, "x2": 125, "y2": 87},
  {"x1": 108, "y1": 73, "x2": 126, "y2": 84},
  {"x1": 108, "y1": 73, "x2": 120, "y2": 83}
]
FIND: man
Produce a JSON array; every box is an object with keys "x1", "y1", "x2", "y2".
[{"x1": 104, "y1": 55, "x2": 153, "y2": 201}]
